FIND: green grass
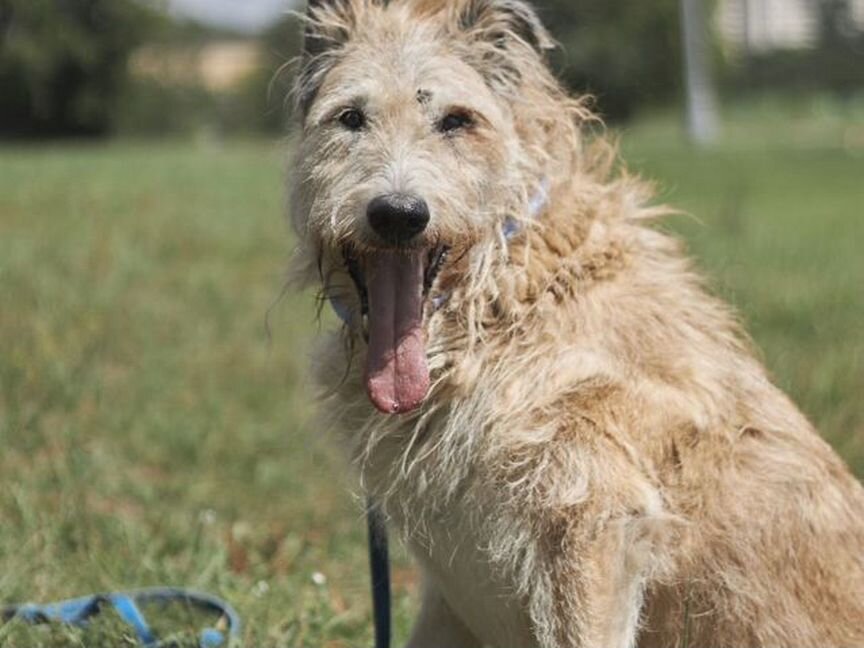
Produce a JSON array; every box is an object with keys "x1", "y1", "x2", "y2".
[{"x1": 0, "y1": 111, "x2": 862, "y2": 646}]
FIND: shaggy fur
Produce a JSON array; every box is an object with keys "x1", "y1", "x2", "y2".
[{"x1": 288, "y1": 1, "x2": 864, "y2": 646}]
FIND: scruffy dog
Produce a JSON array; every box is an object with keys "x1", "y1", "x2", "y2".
[{"x1": 288, "y1": 1, "x2": 864, "y2": 646}]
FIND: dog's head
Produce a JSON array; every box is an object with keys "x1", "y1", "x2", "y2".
[{"x1": 290, "y1": 0, "x2": 583, "y2": 414}]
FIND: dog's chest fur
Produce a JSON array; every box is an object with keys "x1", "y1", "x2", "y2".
[
  {"x1": 376, "y1": 421, "x2": 539, "y2": 647},
  {"x1": 404, "y1": 499, "x2": 537, "y2": 646},
  {"x1": 349, "y1": 334, "x2": 660, "y2": 646}
]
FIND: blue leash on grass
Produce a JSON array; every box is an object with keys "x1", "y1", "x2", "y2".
[
  {"x1": 0, "y1": 506, "x2": 392, "y2": 648},
  {"x1": 1, "y1": 587, "x2": 241, "y2": 647}
]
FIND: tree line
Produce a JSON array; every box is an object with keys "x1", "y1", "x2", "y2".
[{"x1": 1, "y1": 0, "x2": 862, "y2": 138}]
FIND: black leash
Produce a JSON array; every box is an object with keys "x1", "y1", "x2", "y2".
[{"x1": 366, "y1": 500, "x2": 391, "y2": 648}]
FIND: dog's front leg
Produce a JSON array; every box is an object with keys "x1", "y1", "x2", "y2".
[
  {"x1": 530, "y1": 509, "x2": 671, "y2": 648},
  {"x1": 405, "y1": 576, "x2": 482, "y2": 648}
]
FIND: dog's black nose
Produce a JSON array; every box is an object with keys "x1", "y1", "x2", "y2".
[{"x1": 367, "y1": 193, "x2": 430, "y2": 244}]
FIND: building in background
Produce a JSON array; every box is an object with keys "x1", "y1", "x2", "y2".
[
  {"x1": 130, "y1": 41, "x2": 262, "y2": 92},
  {"x1": 717, "y1": 0, "x2": 819, "y2": 53},
  {"x1": 852, "y1": 0, "x2": 864, "y2": 29},
  {"x1": 717, "y1": 0, "x2": 864, "y2": 54}
]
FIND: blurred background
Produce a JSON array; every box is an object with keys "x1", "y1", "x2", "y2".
[
  {"x1": 2, "y1": 0, "x2": 864, "y2": 137},
  {"x1": 1, "y1": 1, "x2": 862, "y2": 647}
]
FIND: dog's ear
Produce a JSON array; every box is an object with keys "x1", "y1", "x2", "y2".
[
  {"x1": 302, "y1": 0, "x2": 356, "y2": 59},
  {"x1": 459, "y1": 0, "x2": 555, "y2": 56},
  {"x1": 455, "y1": 0, "x2": 555, "y2": 93},
  {"x1": 295, "y1": 0, "x2": 360, "y2": 116}
]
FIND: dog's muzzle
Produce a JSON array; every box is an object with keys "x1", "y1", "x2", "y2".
[{"x1": 367, "y1": 193, "x2": 431, "y2": 246}]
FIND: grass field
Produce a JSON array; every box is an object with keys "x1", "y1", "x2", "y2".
[{"x1": 1, "y1": 112, "x2": 862, "y2": 646}]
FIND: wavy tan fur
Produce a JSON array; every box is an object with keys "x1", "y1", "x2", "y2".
[{"x1": 288, "y1": 1, "x2": 864, "y2": 646}]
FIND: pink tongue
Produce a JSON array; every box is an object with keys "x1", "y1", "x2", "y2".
[{"x1": 364, "y1": 250, "x2": 430, "y2": 414}]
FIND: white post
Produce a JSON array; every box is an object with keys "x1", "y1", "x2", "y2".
[{"x1": 680, "y1": 0, "x2": 721, "y2": 145}]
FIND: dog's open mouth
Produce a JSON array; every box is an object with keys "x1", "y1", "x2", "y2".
[{"x1": 344, "y1": 244, "x2": 449, "y2": 415}]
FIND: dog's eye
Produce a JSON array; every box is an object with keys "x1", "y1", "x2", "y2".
[
  {"x1": 438, "y1": 111, "x2": 474, "y2": 134},
  {"x1": 338, "y1": 108, "x2": 366, "y2": 131}
]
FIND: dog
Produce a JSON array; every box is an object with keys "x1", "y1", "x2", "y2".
[{"x1": 288, "y1": 1, "x2": 864, "y2": 646}]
